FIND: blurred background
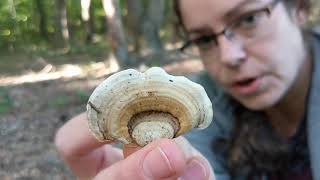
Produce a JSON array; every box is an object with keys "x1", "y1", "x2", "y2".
[{"x1": 0, "y1": 0, "x2": 319, "y2": 179}]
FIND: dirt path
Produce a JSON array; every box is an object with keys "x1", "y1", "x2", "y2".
[{"x1": 0, "y1": 77, "x2": 99, "y2": 179}]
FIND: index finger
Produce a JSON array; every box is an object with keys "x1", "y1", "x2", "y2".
[
  {"x1": 55, "y1": 112, "x2": 123, "y2": 178},
  {"x1": 55, "y1": 112, "x2": 111, "y2": 157}
]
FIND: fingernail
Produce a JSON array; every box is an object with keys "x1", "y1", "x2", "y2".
[
  {"x1": 178, "y1": 159, "x2": 207, "y2": 180},
  {"x1": 143, "y1": 147, "x2": 173, "y2": 178}
]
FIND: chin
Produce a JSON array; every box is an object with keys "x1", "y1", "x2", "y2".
[{"x1": 237, "y1": 93, "x2": 280, "y2": 111}]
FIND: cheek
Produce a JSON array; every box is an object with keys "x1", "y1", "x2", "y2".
[
  {"x1": 264, "y1": 14, "x2": 305, "y2": 79},
  {"x1": 263, "y1": 37, "x2": 304, "y2": 85},
  {"x1": 248, "y1": 35, "x2": 297, "y2": 81}
]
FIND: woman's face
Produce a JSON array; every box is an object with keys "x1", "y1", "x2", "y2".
[{"x1": 179, "y1": 0, "x2": 307, "y2": 110}]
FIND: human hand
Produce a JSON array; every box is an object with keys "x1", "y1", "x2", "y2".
[{"x1": 54, "y1": 112, "x2": 215, "y2": 180}]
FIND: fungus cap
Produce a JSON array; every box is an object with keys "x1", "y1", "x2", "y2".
[{"x1": 87, "y1": 67, "x2": 213, "y2": 146}]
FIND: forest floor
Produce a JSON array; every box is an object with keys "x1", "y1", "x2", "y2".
[{"x1": 0, "y1": 52, "x2": 203, "y2": 180}]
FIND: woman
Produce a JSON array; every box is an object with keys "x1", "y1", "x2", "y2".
[
  {"x1": 55, "y1": 0, "x2": 320, "y2": 179},
  {"x1": 176, "y1": 0, "x2": 319, "y2": 179}
]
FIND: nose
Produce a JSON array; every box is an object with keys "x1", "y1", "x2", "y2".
[{"x1": 217, "y1": 36, "x2": 247, "y2": 67}]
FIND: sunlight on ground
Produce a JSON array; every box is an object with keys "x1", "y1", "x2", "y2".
[
  {"x1": 0, "y1": 57, "x2": 120, "y2": 86},
  {"x1": 0, "y1": 51, "x2": 204, "y2": 86}
]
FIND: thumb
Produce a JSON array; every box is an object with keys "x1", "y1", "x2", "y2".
[{"x1": 94, "y1": 139, "x2": 187, "y2": 180}]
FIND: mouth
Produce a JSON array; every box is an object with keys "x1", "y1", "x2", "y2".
[
  {"x1": 231, "y1": 77, "x2": 261, "y2": 95},
  {"x1": 236, "y1": 78, "x2": 256, "y2": 86}
]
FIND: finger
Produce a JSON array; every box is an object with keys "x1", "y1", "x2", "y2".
[
  {"x1": 55, "y1": 112, "x2": 109, "y2": 157},
  {"x1": 123, "y1": 143, "x2": 142, "y2": 158},
  {"x1": 94, "y1": 139, "x2": 187, "y2": 180},
  {"x1": 54, "y1": 112, "x2": 123, "y2": 179},
  {"x1": 174, "y1": 136, "x2": 215, "y2": 180},
  {"x1": 178, "y1": 157, "x2": 212, "y2": 180}
]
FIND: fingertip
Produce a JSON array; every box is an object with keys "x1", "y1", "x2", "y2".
[
  {"x1": 178, "y1": 157, "x2": 211, "y2": 180},
  {"x1": 54, "y1": 112, "x2": 108, "y2": 160},
  {"x1": 141, "y1": 139, "x2": 187, "y2": 179},
  {"x1": 157, "y1": 139, "x2": 187, "y2": 172}
]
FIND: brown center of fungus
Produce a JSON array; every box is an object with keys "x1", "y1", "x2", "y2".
[{"x1": 128, "y1": 111, "x2": 180, "y2": 146}]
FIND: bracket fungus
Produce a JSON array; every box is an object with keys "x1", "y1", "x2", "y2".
[{"x1": 86, "y1": 67, "x2": 213, "y2": 146}]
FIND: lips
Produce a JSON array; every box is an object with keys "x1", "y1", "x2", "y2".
[
  {"x1": 236, "y1": 78, "x2": 256, "y2": 86},
  {"x1": 230, "y1": 76, "x2": 261, "y2": 95}
]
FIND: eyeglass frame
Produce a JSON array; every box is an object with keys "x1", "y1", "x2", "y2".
[{"x1": 179, "y1": 0, "x2": 282, "y2": 53}]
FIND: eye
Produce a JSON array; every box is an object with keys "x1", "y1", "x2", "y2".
[
  {"x1": 242, "y1": 15, "x2": 257, "y2": 24},
  {"x1": 193, "y1": 34, "x2": 216, "y2": 49},
  {"x1": 236, "y1": 10, "x2": 267, "y2": 29}
]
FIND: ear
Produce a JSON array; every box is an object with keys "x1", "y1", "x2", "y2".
[
  {"x1": 295, "y1": 10, "x2": 308, "y2": 26},
  {"x1": 289, "y1": 7, "x2": 308, "y2": 27},
  {"x1": 295, "y1": 0, "x2": 309, "y2": 26}
]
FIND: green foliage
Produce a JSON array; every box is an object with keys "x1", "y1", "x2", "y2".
[
  {"x1": 0, "y1": 0, "x2": 179, "y2": 54},
  {"x1": 0, "y1": 0, "x2": 91, "y2": 52},
  {"x1": 0, "y1": 0, "x2": 54, "y2": 50}
]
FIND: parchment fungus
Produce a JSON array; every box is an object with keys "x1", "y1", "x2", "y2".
[{"x1": 86, "y1": 67, "x2": 213, "y2": 146}]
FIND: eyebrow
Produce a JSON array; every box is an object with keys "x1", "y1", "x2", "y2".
[
  {"x1": 187, "y1": 0, "x2": 261, "y2": 35},
  {"x1": 225, "y1": 0, "x2": 261, "y2": 19}
]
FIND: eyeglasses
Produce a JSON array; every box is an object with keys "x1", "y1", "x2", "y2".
[{"x1": 179, "y1": 0, "x2": 281, "y2": 58}]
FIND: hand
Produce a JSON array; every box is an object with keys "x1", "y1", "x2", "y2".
[{"x1": 54, "y1": 112, "x2": 215, "y2": 180}]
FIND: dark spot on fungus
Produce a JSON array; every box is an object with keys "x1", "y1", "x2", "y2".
[
  {"x1": 88, "y1": 101, "x2": 102, "y2": 114},
  {"x1": 147, "y1": 91, "x2": 155, "y2": 96},
  {"x1": 169, "y1": 80, "x2": 173, "y2": 82}
]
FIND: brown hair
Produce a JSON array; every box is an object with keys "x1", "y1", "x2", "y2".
[{"x1": 173, "y1": 0, "x2": 314, "y2": 177}]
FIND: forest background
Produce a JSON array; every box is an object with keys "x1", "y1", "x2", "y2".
[{"x1": 0, "y1": 0, "x2": 319, "y2": 179}]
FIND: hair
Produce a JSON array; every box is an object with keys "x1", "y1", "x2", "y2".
[
  {"x1": 221, "y1": 101, "x2": 292, "y2": 178},
  {"x1": 173, "y1": 0, "x2": 315, "y2": 178}
]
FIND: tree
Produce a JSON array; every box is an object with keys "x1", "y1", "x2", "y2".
[
  {"x1": 142, "y1": 0, "x2": 165, "y2": 52},
  {"x1": 126, "y1": 0, "x2": 143, "y2": 52},
  {"x1": 102, "y1": 0, "x2": 135, "y2": 67},
  {"x1": 54, "y1": 0, "x2": 70, "y2": 49},
  {"x1": 35, "y1": 0, "x2": 48, "y2": 40},
  {"x1": 126, "y1": 0, "x2": 165, "y2": 53},
  {"x1": 81, "y1": 0, "x2": 95, "y2": 43}
]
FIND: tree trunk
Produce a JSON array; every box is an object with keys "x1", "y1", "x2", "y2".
[
  {"x1": 8, "y1": 0, "x2": 16, "y2": 18},
  {"x1": 54, "y1": 0, "x2": 69, "y2": 49},
  {"x1": 8, "y1": 0, "x2": 17, "y2": 51},
  {"x1": 81, "y1": 0, "x2": 94, "y2": 43},
  {"x1": 102, "y1": 0, "x2": 134, "y2": 67},
  {"x1": 35, "y1": 0, "x2": 48, "y2": 40},
  {"x1": 142, "y1": 0, "x2": 165, "y2": 52},
  {"x1": 126, "y1": 0, "x2": 143, "y2": 52}
]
